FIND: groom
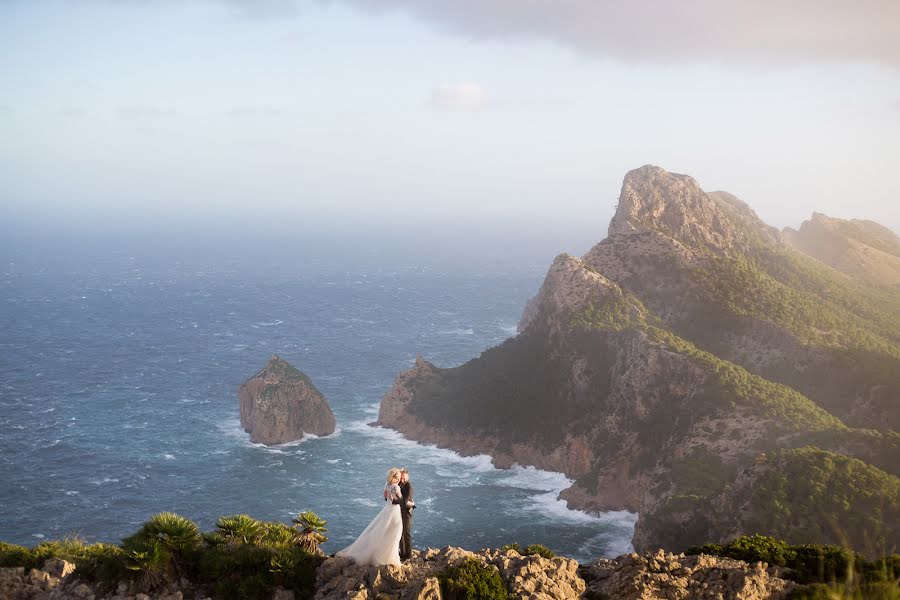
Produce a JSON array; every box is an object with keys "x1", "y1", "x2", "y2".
[{"x1": 395, "y1": 467, "x2": 415, "y2": 560}]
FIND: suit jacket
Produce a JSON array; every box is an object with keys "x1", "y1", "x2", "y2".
[{"x1": 393, "y1": 481, "x2": 414, "y2": 516}]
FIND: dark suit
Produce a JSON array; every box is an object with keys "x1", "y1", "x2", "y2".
[{"x1": 395, "y1": 480, "x2": 413, "y2": 559}]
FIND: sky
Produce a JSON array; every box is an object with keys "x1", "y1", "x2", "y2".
[{"x1": 1, "y1": 0, "x2": 899, "y2": 245}]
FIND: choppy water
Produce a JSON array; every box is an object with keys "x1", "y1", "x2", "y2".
[{"x1": 0, "y1": 238, "x2": 635, "y2": 562}]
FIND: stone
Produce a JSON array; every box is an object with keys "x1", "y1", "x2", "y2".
[{"x1": 42, "y1": 559, "x2": 75, "y2": 580}]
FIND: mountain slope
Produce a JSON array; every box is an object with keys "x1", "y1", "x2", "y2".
[
  {"x1": 783, "y1": 211, "x2": 900, "y2": 287},
  {"x1": 376, "y1": 166, "x2": 900, "y2": 555}
]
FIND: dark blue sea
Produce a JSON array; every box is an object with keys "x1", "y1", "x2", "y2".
[{"x1": 0, "y1": 231, "x2": 635, "y2": 562}]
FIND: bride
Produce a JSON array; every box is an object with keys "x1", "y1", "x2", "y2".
[{"x1": 336, "y1": 467, "x2": 403, "y2": 566}]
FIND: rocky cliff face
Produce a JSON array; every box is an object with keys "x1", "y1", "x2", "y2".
[
  {"x1": 783, "y1": 211, "x2": 900, "y2": 286},
  {"x1": 239, "y1": 355, "x2": 335, "y2": 445},
  {"x1": 377, "y1": 165, "x2": 900, "y2": 554}
]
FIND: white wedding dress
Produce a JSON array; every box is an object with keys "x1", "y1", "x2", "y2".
[{"x1": 336, "y1": 482, "x2": 403, "y2": 566}]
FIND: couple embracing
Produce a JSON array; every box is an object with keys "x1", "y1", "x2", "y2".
[{"x1": 337, "y1": 467, "x2": 416, "y2": 566}]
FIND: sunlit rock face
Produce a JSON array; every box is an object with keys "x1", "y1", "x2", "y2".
[{"x1": 239, "y1": 355, "x2": 335, "y2": 445}]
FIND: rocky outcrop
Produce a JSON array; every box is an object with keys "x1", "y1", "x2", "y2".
[
  {"x1": 239, "y1": 355, "x2": 335, "y2": 445},
  {"x1": 314, "y1": 546, "x2": 584, "y2": 600},
  {"x1": 581, "y1": 549, "x2": 797, "y2": 600},
  {"x1": 784, "y1": 211, "x2": 900, "y2": 286},
  {"x1": 0, "y1": 558, "x2": 202, "y2": 600},
  {"x1": 1, "y1": 548, "x2": 805, "y2": 600},
  {"x1": 375, "y1": 165, "x2": 900, "y2": 554}
]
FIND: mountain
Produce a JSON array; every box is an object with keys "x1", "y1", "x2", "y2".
[
  {"x1": 239, "y1": 355, "x2": 336, "y2": 445},
  {"x1": 377, "y1": 165, "x2": 900, "y2": 555},
  {"x1": 783, "y1": 212, "x2": 900, "y2": 287}
]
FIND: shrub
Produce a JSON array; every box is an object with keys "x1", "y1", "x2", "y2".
[
  {"x1": 291, "y1": 511, "x2": 327, "y2": 555},
  {"x1": 691, "y1": 536, "x2": 900, "y2": 598},
  {"x1": 523, "y1": 544, "x2": 555, "y2": 559},
  {"x1": 0, "y1": 541, "x2": 34, "y2": 569},
  {"x1": 0, "y1": 537, "x2": 126, "y2": 584},
  {"x1": 499, "y1": 543, "x2": 521, "y2": 554},
  {"x1": 213, "y1": 514, "x2": 264, "y2": 546},
  {"x1": 498, "y1": 542, "x2": 555, "y2": 558},
  {"x1": 121, "y1": 512, "x2": 203, "y2": 588},
  {"x1": 438, "y1": 558, "x2": 508, "y2": 600}
]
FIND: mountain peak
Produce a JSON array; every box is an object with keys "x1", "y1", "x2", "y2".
[{"x1": 608, "y1": 165, "x2": 779, "y2": 255}]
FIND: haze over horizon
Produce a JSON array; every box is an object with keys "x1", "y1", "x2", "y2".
[{"x1": 2, "y1": 0, "x2": 899, "y2": 240}]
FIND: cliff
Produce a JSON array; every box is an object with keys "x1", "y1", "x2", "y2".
[
  {"x1": 239, "y1": 355, "x2": 335, "y2": 445},
  {"x1": 377, "y1": 165, "x2": 900, "y2": 555}
]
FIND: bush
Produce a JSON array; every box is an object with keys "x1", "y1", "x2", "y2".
[
  {"x1": 291, "y1": 511, "x2": 327, "y2": 555},
  {"x1": 121, "y1": 512, "x2": 203, "y2": 588},
  {"x1": 0, "y1": 537, "x2": 126, "y2": 583},
  {"x1": 498, "y1": 542, "x2": 555, "y2": 559},
  {"x1": 691, "y1": 535, "x2": 900, "y2": 598},
  {"x1": 0, "y1": 510, "x2": 326, "y2": 599},
  {"x1": 0, "y1": 541, "x2": 34, "y2": 569},
  {"x1": 438, "y1": 558, "x2": 508, "y2": 600},
  {"x1": 523, "y1": 544, "x2": 555, "y2": 559},
  {"x1": 213, "y1": 514, "x2": 264, "y2": 545}
]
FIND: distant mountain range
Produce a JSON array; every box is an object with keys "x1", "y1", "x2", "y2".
[{"x1": 377, "y1": 165, "x2": 900, "y2": 556}]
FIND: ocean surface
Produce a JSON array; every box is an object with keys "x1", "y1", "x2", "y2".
[{"x1": 0, "y1": 235, "x2": 635, "y2": 562}]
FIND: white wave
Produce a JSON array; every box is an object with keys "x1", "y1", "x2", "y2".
[
  {"x1": 354, "y1": 497, "x2": 378, "y2": 507},
  {"x1": 436, "y1": 328, "x2": 475, "y2": 336},
  {"x1": 257, "y1": 320, "x2": 283, "y2": 327},
  {"x1": 578, "y1": 527, "x2": 636, "y2": 559},
  {"x1": 32, "y1": 533, "x2": 45, "y2": 539},
  {"x1": 163, "y1": 454, "x2": 176, "y2": 460},
  {"x1": 90, "y1": 477, "x2": 119, "y2": 485},
  {"x1": 326, "y1": 459, "x2": 341, "y2": 464},
  {"x1": 497, "y1": 321, "x2": 519, "y2": 335},
  {"x1": 65, "y1": 490, "x2": 79, "y2": 496},
  {"x1": 497, "y1": 464, "x2": 638, "y2": 527},
  {"x1": 345, "y1": 420, "x2": 496, "y2": 473},
  {"x1": 495, "y1": 464, "x2": 572, "y2": 492}
]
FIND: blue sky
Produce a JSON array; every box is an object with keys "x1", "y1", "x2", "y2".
[{"x1": 1, "y1": 0, "x2": 899, "y2": 239}]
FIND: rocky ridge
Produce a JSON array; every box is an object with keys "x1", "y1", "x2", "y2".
[
  {"x1": 239, "y1": 355, "x2": 335, "y2": 446},
  {"x1": 783, "y1": 211, "x2": 900, "y2": 286},
  {"x1": 1, "y1": 547, "x2": 802, "y2": 600},
  {"x1": 376, "y1": 165, "x2": 900, "y2": 555}
]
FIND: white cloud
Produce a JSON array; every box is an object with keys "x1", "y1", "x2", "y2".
[{"x1": 430, "y1": 81, "x2": 488, "y2": 111}]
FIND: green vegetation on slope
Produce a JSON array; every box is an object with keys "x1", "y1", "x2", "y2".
[
  {"x1": 743, "y1": 447, "x2": 900, "y2": 556},
  {"x1": 572, "y1": 291, "x2": 846, "y2": 433},
  {"x1": 1, "y1": 511, "x2": 325, "y2": 600},
  {"x1": 689, "y1": 534, "x2": 900, "y2": 592}
]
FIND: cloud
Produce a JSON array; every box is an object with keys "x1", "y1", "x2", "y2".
[
  {"x1": 331, "y1": 0, "x2": 900, "y2": 67},
  {"x1": 229, "y1": 107, "x2": 287, "y2": 118},
  {"x1": 119, "y1": 106, "x2": 177, "y2": 120},
  {"x1": 430, "y1": 81, "x2": 488, "y2": 111},
  {"x1": 220, "y1": 0, "x2": 302, "y2": 19},
  {"x1": 59, "y1": 107, "x2": 86, "y2": 118}
]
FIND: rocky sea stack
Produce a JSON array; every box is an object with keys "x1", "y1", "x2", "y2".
[
  {"x1": 377, "y1": 165, "x2": 900, "y2": 556},
  {"x1": 239, "y1": 355, "x2": 335, "y2": 445}
]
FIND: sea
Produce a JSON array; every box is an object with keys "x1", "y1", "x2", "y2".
[{"x1": 0, "y1": 229, "x2": 636, "y2": 562}]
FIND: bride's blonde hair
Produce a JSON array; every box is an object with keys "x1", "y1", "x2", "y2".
[{"x1": 386, "y1": 467, "x2": 401, "y2": 484}]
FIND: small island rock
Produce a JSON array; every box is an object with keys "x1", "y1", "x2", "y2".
[{"x1": 238, "y1": 355, "x2": 335, "y2": 445}]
